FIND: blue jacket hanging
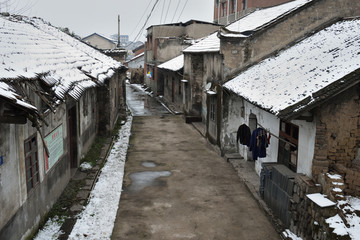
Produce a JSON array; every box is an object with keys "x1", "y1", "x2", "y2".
[{"x1": 249, "y1": 128, "x2": 269, "y2": 160}]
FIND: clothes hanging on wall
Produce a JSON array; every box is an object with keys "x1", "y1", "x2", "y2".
[
  {"x1": 249, "y1": 128, "x2": 269, "y2": 160},
  {"x1": 236, "y1": 124, "x2": 251, "y2": 147}
]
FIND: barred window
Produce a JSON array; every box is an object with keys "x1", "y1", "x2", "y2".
[{"x1": 24, "y1": 135, "x2": 40, "y2": 193}]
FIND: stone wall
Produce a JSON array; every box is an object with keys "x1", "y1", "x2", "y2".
[
  {"x1": 312, "y1": 85, "x2": 360, "y2": 184},
  {"x1": 290, "y1": 175, "x2": 340, "y2": 240}
]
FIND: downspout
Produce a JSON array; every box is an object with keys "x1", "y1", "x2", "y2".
[
  {"x1": 218, "y1": 0, "x2": 221, "y2": 24},
  {"x1": 235, "y1": 0, "x2": 238, "y2": 21},
  {"x1": 227, "y1": 0, "x2": 230, "y2": 24}
]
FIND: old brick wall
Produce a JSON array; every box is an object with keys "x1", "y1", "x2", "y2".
[
  {"x1": 249, "y1": 0, "x2": 291, "y2": 8},
  {"x1": 312, "y1": 85, "x2": 360, "y2": 194},
  {"x1": 222, "y1": 0, "x2": 360, "y2": 80}
]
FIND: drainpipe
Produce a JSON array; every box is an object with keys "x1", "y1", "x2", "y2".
[
  {"x1": 117, "y1": 15, "x2": 120, "y2": 48},
  {"x1": 235, "y1": 0, "x2": 238, "y2": 21},
  {"x1": 227, "y1": 0, "x2": 230, "y2": 24},
  {"x1": 218, "y1": 0, "x2": 221, "y2": 24}
]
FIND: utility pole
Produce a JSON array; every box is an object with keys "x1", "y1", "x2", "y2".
[{"x1": 117, "y1": 15, "x2": 120, "y2": 48}]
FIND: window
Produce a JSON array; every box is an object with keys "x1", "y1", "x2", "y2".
[
  {"x1": 24, "y1": 135, "x2": 40, "y2": 193},
  {"x1": 278, "y1": 120, "x2": 299, "y2": 172},
  {"x1": 242, "y1": 0, "x2": 247, "y2": 10},
  {"x1": 210, "y1": 96, "x2": 216, "y2": 121},
  {"x1": 231, "y1": 0, "x2": 236, "y2": 13},
  {"x1": 221, "y1": 2, "x2": 227, "y2": 17}
]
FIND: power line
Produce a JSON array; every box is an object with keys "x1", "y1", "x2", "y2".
[
  {"x1": 171, "y1": 0, "x2": 181, "y2": 23},
  {"x1": 177, "y1": 0, "x2": 189, "y2": 22},
  {"x1": 160, "y1": 0, "x2": 165, "y2": 24},
  {"x1": 163, "y1": 0, "x2": 171, "y2": 23},
  {"x1": 129, "y1": 0, "x2": 154, "y2": 38},
  {"x1": 127, "y1": 0, "x2": 161, "y2": 47}
]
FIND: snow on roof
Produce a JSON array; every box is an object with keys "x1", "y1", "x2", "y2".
[
  {"x1": 306, "y1": 193, "x2": 336, "y2": 208},
  {"x1": 183, "y1": 32, "x2": 220, "y2": 53},
  {"x1": 0, "y1": 82, "x2": 37, "y2": 111},
  {"x1": 223, "y1": 19, "x2": 360, "y2": 116},
  {"x1": 225, "y1": 0, "x2": 312, "y2": 33},
  {"x1": 158, "y1": 54, "x2": 184, "y2": 72},
  {"x1": 183, "y1": 0, "x2": 312, "y2": 53},
  {"x1": 0, "y1": 15, "x2": 123, "y2": 101},
  {"x1": 126, "y1": 52, "x2": 145, "y2": 63},
  {"x1": 82, "y1": 32, "x2": 116, "y2": 45}
]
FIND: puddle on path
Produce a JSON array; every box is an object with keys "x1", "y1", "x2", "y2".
[
  {"x1": 127, "y1": 171, "x2": 171, "y2": 192},
  {"x1": 142, "y1": 161, "x2": 157, "y2": 168}
]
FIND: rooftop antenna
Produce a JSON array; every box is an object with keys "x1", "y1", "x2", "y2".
[{"x1": 117, "y1": 14, "x2": 120, "y2": 48}]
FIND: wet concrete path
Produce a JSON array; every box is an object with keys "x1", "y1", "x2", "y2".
[
  {"x1": 111, "y1": 84, "x2": 280, "y2": 239},
  {"x1": 126, "y1": 84, "x2": 170, "y2": 116}
]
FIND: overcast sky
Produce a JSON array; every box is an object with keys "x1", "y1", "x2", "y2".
[{"x1": 2, "y1": 0, "x2": 214, "y2": 41}]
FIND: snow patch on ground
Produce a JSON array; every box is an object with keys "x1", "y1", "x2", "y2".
[
  {"x1": 282, "y1": 229, "x2": 303, "y2": 240},
  {"x1": 68, "y1": 116, "x2": 132, "y2": 239},
  {"x1": 326, "y1": 196, "x2": 360, "y2": 239},
  {"x1": 79, "y1": 162, "x2": 92, "y2": 171},
  {"x1": 33, "y1": 217, "x2": 64, "y2": 240}
]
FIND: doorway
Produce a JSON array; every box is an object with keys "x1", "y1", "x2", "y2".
[{"x1": 68, "y1": 106, "x2": 78, "y2": 168}]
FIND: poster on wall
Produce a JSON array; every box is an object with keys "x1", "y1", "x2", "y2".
[{"x1": 44, "y1": 125, "x2": 64, "y2": 173}]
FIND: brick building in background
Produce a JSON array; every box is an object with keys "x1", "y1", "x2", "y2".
[{"x1": 214, "y1": 0, "x2": 292, "y2": 24}]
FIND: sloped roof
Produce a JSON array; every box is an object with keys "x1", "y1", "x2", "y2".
[
  {"x1": 0, "y1": 15, "x2": 123, "y2": 102},
  {"x1": 158, "y1": 54, "x2": 184, "y2": 72},
  {"x1": 183, "y1": 0, "x2": 313, "y2": 53},
  {"x1": 223, "y1": 0, "x2": 312, "y2": 35},
  {"x1": 82, "y1": 32, "x2": 116, "y2": 45},
  {"x1": 223, "y1": 18, "x2": 360, "y2": 118},
  {"x1": 0, "y1": 82, "x2": 37, "y2": 112},
  {"x1": 126, "y1": 52, "x2": 145, "y2": 63}
]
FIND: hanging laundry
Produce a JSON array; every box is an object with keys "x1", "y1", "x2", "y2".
[
  {"x1": 249, "y1": 128, "x2": 269, "y2": 160},
  {"x1": 236, "y1": 124, "x2": 251, "y2": 147}
]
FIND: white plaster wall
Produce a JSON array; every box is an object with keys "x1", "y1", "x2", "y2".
[
  {"x1": 222, "y1": 96, "x2": 280, "y2": 175},
  {"x1": 243, "y1": 101, "x2": 280, "y2": 175},
  {"x1": 291, "y1": 119, "x2": 316, "y2": 177},
  {"x1": 223, "y1": 95, "x2": 316, "y2": 176}
]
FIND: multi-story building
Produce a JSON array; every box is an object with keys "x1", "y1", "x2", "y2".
[
  {"x1": 214, "y1": 0, "x2": 292, "y2": 25},
  {"x1": 145, "y1": 20, "x2": 221, "y2": 95}
]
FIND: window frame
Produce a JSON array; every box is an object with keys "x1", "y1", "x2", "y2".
[
  {"x1": 277, "y1": 120, "x2": 299, "y2": 172},
  {"x1": 24, "y1": 134, "x2": 40, "y2": 193}
]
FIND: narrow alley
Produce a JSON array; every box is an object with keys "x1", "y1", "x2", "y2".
[{"x1": 110, "y1": 84, "x2": 280, "y2": 239}]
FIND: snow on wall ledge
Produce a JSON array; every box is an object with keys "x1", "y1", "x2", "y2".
[
  {"x1": 223, "y1": 18, "x2": 360, "y2": 115},
  {"x1": 0, "y1": 15, "x2": 123, "y2": 101}
]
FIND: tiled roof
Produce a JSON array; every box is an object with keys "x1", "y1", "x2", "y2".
[
  {"x1": 158, "y1": 54, "x2": 184, "y2": 72},
  {"x1": 224, "y1": 0, "x2": 312, "y2": 34},
  {"x1": 0, "y1": 82, "x2": 37, "y2": 112},
  {"x1": 223, "y1": 19, "x2": 360, "y2": 117},
  {"x1": 183, "y1": 0, "x2": 313, "y2": 53},
  {"x1": 0, "y1": 15, "x2": 123, "y2": 104}
]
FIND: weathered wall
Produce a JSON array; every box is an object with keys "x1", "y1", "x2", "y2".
[
  {"x1": 312, "y1": 85, "x2": 360, "y2": 187},
  {"x1": 156, "y1": 38, "x2": 189, "y2": 63},
  {"x1": 0, "y1": 96, "x2": 71, "y2": 240},
  {"x1": 79, "y1": 88, "x2": 97, "y2": 158},
  {"x1": 161, "y1": 70, "x2": 183, "y2": 112},
  {"x1": 221, "y1": 0, "x2": 360, "y2": 80},
  {"x1": 183, "y1": 53, "x2": 203, "y2": 116},
  {"x1": 152, "y1": 26, "x2": 185, "y2": 39},
  {"x1": 97, "y1": 70, "x2": 126, "y2": 136},
  {"x1": 222, "y1": 93, "x2": 315, "y2": 176},
  {"x1": 185, "y1": 24, "x2": 220, "y2": 40}
]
